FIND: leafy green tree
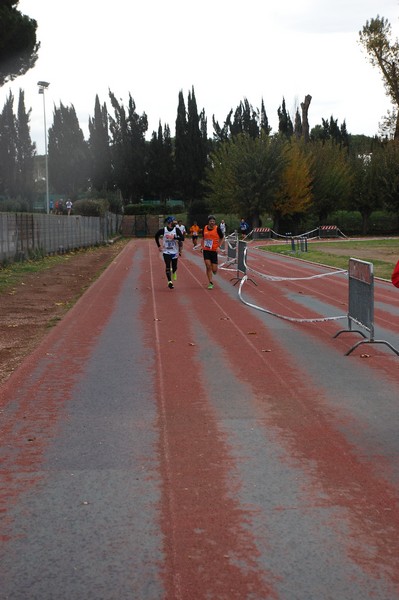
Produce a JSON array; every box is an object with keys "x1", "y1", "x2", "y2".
[
  {"x1": 48, "y1": 103, "x2": 89, "y2": 198},
  {"x1": 359, "y1": 16, "x2": 399, "y2": 139},
  {"x1": 108, "y1": 91, "x2": 148, "y2": 203},
  {"x1": 308, "y1": 140, "x2": 352, "y2": 221},
  {"x1": 376, "y1": 140, "x2": 399, "y2": 214},
  {"x1": 88, "y1": 95, "x2": 112, "y2": 192},
  {"x1": 0, "y1": 1, "x2": 39, "y2": 86},
  {"x1": 205, "y1": 132, "x2": 287, "y2": 227},
  {"x1": 348, "y1": 148, "x2": 384, "y2": 234}
]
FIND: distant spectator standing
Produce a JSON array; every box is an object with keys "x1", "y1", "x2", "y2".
[
  {"x1": 392, "y1": 260, "x2": 399, "y2": 288},
  {"x1": 239, "y1": 218, "x2": 250, "y2": 238},
  {"x1": 66, "y1": 199, "x2": 73, "y2": 215},
  {"x1": 49, "y1": 199, "x2": 54, "y2": 213},
  {"x1": 219, "y1": 219, "x2": 227, "y2": 249}
]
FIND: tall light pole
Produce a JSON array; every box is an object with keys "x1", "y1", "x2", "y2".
[{"x1": 37, "y1": 81, "x2": 50, "y2": 214}]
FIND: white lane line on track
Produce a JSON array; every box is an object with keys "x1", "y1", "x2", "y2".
[
  {"x1": 148, "y1": 245, "x2": 183, "y2": 600},
  {"x1": 179, "y1": 254, "x2": 302, "y2": 390}
]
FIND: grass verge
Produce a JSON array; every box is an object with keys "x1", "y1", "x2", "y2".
[{"x1": 258, "y1": 238, "x2": 399, "y2": 280}]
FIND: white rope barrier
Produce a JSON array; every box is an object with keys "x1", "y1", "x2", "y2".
[
  {"x1": 238, "y1": 275, "x2": 347, "y2": 323},
  {"x1": 238, "y1": 246, "x2": 346, "y2": 323},
  {"x1": 247, "y1": 264, "x2": 348, "y2": 282},
  {"x1": 244, "y1": 245, "x2": 348, "y2": 282}
]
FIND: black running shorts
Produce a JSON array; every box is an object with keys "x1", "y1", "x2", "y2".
[{"x1": 203, "y1": 250, "x2": 218, "y2": 264}]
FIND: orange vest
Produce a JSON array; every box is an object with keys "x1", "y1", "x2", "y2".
[
  {"x1": 202, "y1": 225, "x2": 220, "y2": 251},
  {"x1": 190, "y1": 225, "x2": 200, "y2": 236}
]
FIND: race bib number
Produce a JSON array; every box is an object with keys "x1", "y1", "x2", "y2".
[
  {"x1": 204, "y1": 238, "x2": 213, "y2": 249},
  {"x1": 164, "y1": 232, "x2": 175, "y2": 250}
]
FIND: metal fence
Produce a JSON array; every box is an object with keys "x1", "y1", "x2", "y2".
[
  {"x1": 0, "y1": 212, "x2": 122, "y2": 263},
  {"x1": 334, "y1": 258, "x2": 399, "y2": 356}
]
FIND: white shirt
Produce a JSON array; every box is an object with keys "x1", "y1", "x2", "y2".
[
  {"x1": 162, "y1": 226, "x2": 179, "y2": 255},
  {"x1": 177, "y1": 223, "x2": 186, "y2": 236}
]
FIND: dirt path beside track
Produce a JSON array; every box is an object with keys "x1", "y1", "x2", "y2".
[{"x1": 0, "y1": 240, "x2": 128, "y2": 384}]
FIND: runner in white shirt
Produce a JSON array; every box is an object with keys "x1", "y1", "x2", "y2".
[
  {"x1": 176, "y1": 220, "x2": 187, "y2": 256},
  {"x1": 154, "y1": 216, "x2": 184, "y2": 289}
]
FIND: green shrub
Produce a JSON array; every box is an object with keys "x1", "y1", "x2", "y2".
[{"x1": 73, "y1": 198, "x2": 109, "y2": 217}]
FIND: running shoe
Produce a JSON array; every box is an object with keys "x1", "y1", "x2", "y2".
[
  {"x1": 173, "y1": 271, "x2": 177, "y2": 281},
  {"x1": 168, "y1": 281, "x2": 174, "y2": 289},
  {"x1": 207, "y1": 282, "x2": 214, "y2": 289}
]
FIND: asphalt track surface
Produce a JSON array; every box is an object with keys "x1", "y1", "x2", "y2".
[{"x1": 1, "y1": 239, "x2": 399, "y2": 600}]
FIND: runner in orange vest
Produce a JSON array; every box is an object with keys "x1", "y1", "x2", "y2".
[
  {"x1": 201, "y1": 215, "x2": 224, "y2": 290},
  {"x1": 189, "y1": 221, "x2": 201, "y2": 247}
]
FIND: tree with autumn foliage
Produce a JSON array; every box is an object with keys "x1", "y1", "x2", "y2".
[{"x1": 272, "y1": 140, "x2": 313, "y2": 231}]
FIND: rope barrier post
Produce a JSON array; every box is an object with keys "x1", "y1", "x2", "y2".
[{"x1": 334, "y1": 258, "x2": 399, "y2": 356}]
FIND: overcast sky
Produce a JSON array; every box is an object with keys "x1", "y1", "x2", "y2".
[{"x1": 2, "y1": 0, "x2": 399, "y2": 153}]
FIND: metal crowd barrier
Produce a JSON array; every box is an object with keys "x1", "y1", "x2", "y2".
[
  {"x1": 334, "y1": 258, "x2": 399, "y2": 356},
  {"x1": 230, "y1": 240, "x2": 256, "y2": 286}
]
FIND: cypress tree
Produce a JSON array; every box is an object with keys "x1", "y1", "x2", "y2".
[
  {"x1": 88, "y1": 95, "x2": 112, "y2": 192},
  {"x1": 16, "y1": 89, "x2": 35, "y2": 202},
  {"x1": 175, "y1": 87, "x2": 208, "y2": 205},
  {"x1": 294, "y1": 108, "x2": 302, "y2": 139},
  {"x1": 260, "y1": 99, "x2": 271, "y2": 136},
  {"x1": 0, "y1": 91, "x2": 17, "y2": 197},
  {"x1": 174, "y1": 89, "x2": 189, "y2": 201},
  {"x1": 146, "y1": 122, "x2": 175, "y2": 201},
  {"x1": 48, "y1": 103, "x2": 89, "y2": 198},
  {"x1": 230, "y1": 99, "x2": 259, "y2": 139},
  {"x1": 108, "y1": 91, "x2": 148, "y2": 203},
  {"x1": 277, "y1": 97, "x2": 294, "y2": 138}
]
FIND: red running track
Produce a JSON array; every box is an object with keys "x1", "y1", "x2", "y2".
[{"x1": 0, "y1": 238, "x2": 398, "y2": 599}]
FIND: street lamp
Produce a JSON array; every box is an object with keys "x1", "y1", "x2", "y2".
[{"x1": 37, "y1": 81, "x2": 50, "y2": 214}]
